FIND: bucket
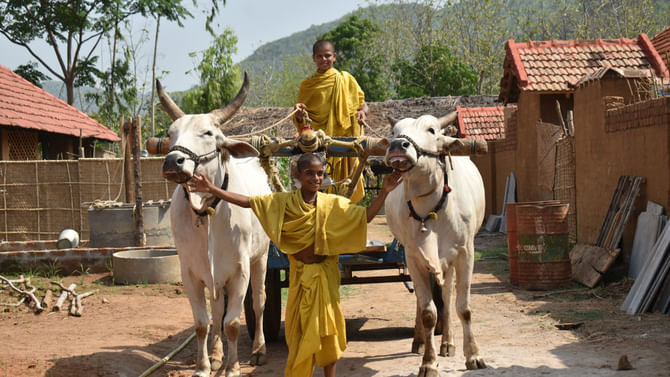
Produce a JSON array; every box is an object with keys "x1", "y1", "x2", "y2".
[
  {"x1": 506, "y1": 201, "x2": 559, "y2": 286},
  {"x1": 57, "y1": 229, "x2": 80, "y2": 249},
  {"x1": 516, "y1": 203, "x2": 571, "y2": 290}
]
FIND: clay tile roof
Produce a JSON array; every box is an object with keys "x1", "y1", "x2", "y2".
[
  {"x1": 0, "y1": 65, "x2": 119, "y2": 142},
  {"x1": 652, "y1": 26, "x2": 670, "y2": 69},
  {"x1": 498, "y1": 34, "x2": 670, "y2": 104},
  {"x1": 455, "y1": 106, "x2": 507, "y2": 141}
]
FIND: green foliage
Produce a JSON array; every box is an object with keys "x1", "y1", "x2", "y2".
[
  {"x1": 181, "y1": 28, "x2": 241, "y2": 114},
  {"x1": 320, "y1": 15, "x2": 391, "y2": 101},
  {"x1": 245, "y1": 52, "x2": 313, "y2": 107},
  {"x1": 13, "y1": 62, "x2": 50, "y2": 88},
  {"x1": 393, "y1": 42, "x2": 478, "y2": 98},
  {"x1": 0, "y1": 0, "x2": 192, "y2": 106}
]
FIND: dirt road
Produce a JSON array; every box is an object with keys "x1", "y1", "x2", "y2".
[{"x1": 1, "y1": 228, "x2": 669, "y2": 377}]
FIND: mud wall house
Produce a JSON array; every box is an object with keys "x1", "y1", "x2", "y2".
[
  {"x1": 572, "y1": 69, "x2": 670, "y2": 260},
  {"x1": 0, "y1": 64, "x2": 119, "y2": 160},
  {"x1": 497, "y1": 34, "x2": 669, "y2": 254}
]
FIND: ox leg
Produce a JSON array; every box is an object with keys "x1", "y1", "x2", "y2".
[
  {"x1": 249, "y1": 257, "x2": 267, "y2": 366},
  {"x1": 222, "y1": 277, "x2": 246, "y2": 377},
  {"x1": 408, "y1": 262, "x2": 440, "y2": 377},
  {"x1": 412, "y1": 300, "x2": 425, "y2": 354},
  {"x1": 439, "y1": 266, "x2": 456, "y2": 357},
  {"x1": 182, "y1": 273, "x2": 212, "y2": 377},
  {"x1": 455, "y1": 245, "x2": 486, "y2": 370},
  {"x1": 209, "y1": 289, "x2": 226, "y2": 372}
]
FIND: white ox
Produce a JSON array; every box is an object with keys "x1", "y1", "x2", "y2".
[
  {"x1": 384, "y1": 114, "x2": 487, "y2": 376},
  {"x1": 157, "y1": 75, "x2": 271, "y2": 377}
]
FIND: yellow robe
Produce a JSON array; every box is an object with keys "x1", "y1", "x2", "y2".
[
  {"x1": 293, "y1": 68, "x2": 366, "y2": 203},
  {"x1": 249, "y1": 190, "x2": 367, "y2": 377}
]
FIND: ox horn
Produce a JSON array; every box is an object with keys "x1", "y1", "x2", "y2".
[
  {"x1": 156, "y1": 79, "x2": 185, "y2": 121},
  {"x1": 437, "y1": 111, "x2": 458, "y2": 129},
  {"x1": 211, "y1": 72, "x2": 250, "y2": 128},
  {"x1": 387, "y1": 115, "x2": 400, "y2": 127}
]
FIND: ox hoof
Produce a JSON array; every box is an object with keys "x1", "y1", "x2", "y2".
[
  {"x1": 411, "y1": 341, "x2": 425, "y2": 354},
  {"x1": 210, "y1": 358, "x2": 223, "y2": 371},
  {"x1": 192, "y1": 370, "x2": 210, "y2": 377},
  {"x1": 225, "y1": 368, "x2": 241, "y2": 377},
  {"x1": 439, "y1": 343, "x2": 456, "y2": 357},
  {"x1": 465, "y1": 356, "x2": 487, "y2": 370},
  {"x1": 250, "y1": 350, "x2": 267, "y2": 366},
  {"x1": 418, "y1": 365, "x2": 440, "y2": 377}
]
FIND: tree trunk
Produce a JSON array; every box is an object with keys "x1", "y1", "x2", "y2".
[{"x1": 132, "y1": 117, "x2": 145, "y2": 246}]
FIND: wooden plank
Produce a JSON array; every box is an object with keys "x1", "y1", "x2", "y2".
[
  {"x1": 608, "y1": 177, "x2": 643, "y2": 249},
  {"x1": 621, "y1": 222, "x2": 670, "y2": 314},
  {"x1": 596, "y1": 176, "x2": 626, "y2": 246},
  {"x1": 570, "y1": 244, "x2": 620, "y2": 288}
]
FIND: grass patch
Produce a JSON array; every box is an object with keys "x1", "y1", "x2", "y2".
[
  {"x1": 474, "y1": 247, "x2": 507, "y2": 261},
  {"x1": 561, "y1": 310, "x2": 605, "y2": 322}
]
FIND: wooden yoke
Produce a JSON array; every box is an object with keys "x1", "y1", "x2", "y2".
[{"x1": 145, "y1": 133, "x2": 487, "y2": 198}]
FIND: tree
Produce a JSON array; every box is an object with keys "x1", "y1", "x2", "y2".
[
  {"x1": 181, "y1": 28, "x2": 241, "y2": 114},
  {"x1": 0, "y1": 0, "x2": 192, "y2": 106},
  {"x1": 394, "y1": 42, "x2": 478, "y2": 98},
  {"x1": 320, "y1": 15, "x2": 391, "y2": 101},
  {"x1": 13, "y1": 61, "x2": 50, "y2": 88}
]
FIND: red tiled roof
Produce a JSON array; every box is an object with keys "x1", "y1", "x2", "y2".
[
  {"x1": 0, "y1": 64, "x2": 119, "y2": 142},
  {"x1": 456, "y1": 106, "x2": 506, "y2": 141},
  {"x1": 498, "y1": 34, "x2": 670, "y2": 104},
  {"x1": 652, "y1": 26, "x2": 670, "y2": 68}
]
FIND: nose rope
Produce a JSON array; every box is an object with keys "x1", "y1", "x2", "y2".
[
  {"x1": 396, "y1": 134, "x2": 443, "y2": 159},
  {"x1": 168, "y1": 145, "x2": 220, "y2": 183}
]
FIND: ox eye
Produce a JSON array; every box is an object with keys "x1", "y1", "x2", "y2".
[
  {"x1": 428, "y1": 128, "x2": 436, "y2": 134},
  {"x1": 203, "y1": 131, "x2": 213, "y2": 136}
]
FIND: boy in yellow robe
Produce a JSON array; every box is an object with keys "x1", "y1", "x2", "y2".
[
  {"x1": 293, "y1": 40, "x2": 369, "y2": 203},
  {"x1": 188, "y1": 153, "x2": 401, "y2": 377}
]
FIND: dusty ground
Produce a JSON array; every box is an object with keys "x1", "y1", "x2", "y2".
[{"x1": 1, "y1": 218, "x2": 670, "y2": 377}]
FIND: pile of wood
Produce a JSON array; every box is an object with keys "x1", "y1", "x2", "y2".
[
  {"x1": 0, "y1": 275, "x2": 96, "y2": 316},
  {"x1": 570, "y1": 176, "x2": 644, "y2": 288},
  {"x1": 621, "y1": 202, "x2": 670, "y2": 315}
]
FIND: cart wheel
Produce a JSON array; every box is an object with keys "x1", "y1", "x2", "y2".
[{"x1": 244, "y1": 269, "x2": 283, "y2": 342}]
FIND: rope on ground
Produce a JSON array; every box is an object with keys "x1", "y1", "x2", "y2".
[
  {"x1": 137, "y1": 331, "x2": 197, "y2": 377},
  {"x1": 232, "y1": 108, "x2": 299, "y2": 138}
]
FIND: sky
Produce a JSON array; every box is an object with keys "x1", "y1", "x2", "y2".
[{"x1": 0, "y1": 0, "x2": 367, "y2": 92}]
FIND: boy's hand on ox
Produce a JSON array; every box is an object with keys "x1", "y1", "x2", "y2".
[
  {"x1": 381, "y1": 171, "x2": 403, "y2": 194},
  {"x1": 187, "y1": 174, "x2": 213, "y2": 193}
]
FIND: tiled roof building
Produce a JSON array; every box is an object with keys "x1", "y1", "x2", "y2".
[
  {"x1": 0, "y1": 64, "x2": 118, "y2": 160},
  {"x1": 652, "y1": 26, "x2": 670, "y2": 73},
  {"x1": 456, "y1": 106, "x2": 506, "y2": 141},
  {"x1": 0, "y1": 64, "x2": 119, "y2": 142},
  {"x1": 498, "y1": 34, "x2": 669, "y2": 104}
]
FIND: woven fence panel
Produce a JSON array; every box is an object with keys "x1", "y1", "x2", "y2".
[
  {"x1": 0, "y1": 158, "x2": 176, "y2": 242},
  {"x1": 554, "y1": 136, "x2": 577, "y2": 243},
  {"x1": 8, "y1": 129, "x2": 39, "y2": 160}
]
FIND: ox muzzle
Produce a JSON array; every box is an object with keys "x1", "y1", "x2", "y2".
[{"x1": 162, "y1": 145, "x2": 219, "y2": 184}]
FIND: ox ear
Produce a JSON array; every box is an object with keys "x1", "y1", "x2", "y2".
[
  {"x1": 220, "y1": 138, "x2": 260, "y2": 158},
  {"x1": 439, "y1": 135, "x2": 465, "y2": 153}
]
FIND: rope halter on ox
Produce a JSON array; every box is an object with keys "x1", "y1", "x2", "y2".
[
  {"x1": 395, "y1": 134, "x2": 452, "y2": 232},
  {"x1": 168, "y1": 145, "x2": 220, "y2": 183}
]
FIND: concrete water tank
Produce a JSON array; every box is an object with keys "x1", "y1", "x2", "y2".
[{"x1": 88, "y1": 202, "x2": 173, "y2": 248}]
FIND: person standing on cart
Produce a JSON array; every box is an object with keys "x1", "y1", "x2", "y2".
[
  {"x1": 188, "y1": 153, "x2": 401, "y2": 377},
  {"x1": 293, "y1": 39, "x2": 369, "y2": 203}
]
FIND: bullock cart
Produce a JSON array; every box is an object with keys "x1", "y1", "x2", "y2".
[
  {"x1": 147, "y1": 120, "x2": 487, "y2": 342},
  {"x1": 233, "y1": 126, "x2": 487, "y2": 341}
]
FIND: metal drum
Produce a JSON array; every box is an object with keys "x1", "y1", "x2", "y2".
[{"x1": 516, "y1": 203, "x2": 571, "y2": 290}]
